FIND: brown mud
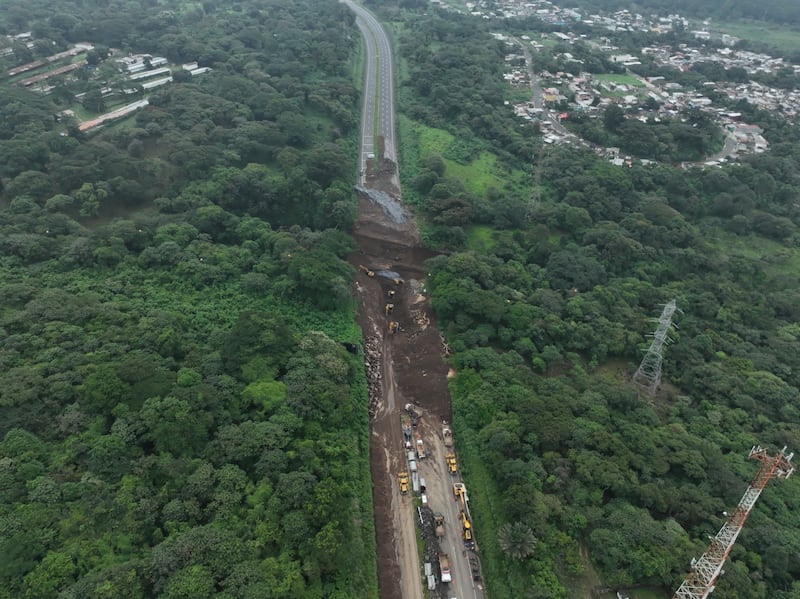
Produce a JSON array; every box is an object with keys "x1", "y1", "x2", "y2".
[{"x1": 351, "y1": 163, "x2": 453, "y2": 599}]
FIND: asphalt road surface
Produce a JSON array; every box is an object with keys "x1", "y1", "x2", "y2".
[{"x1": 344, "y1": 0, "x2": 397, "y2": 182}]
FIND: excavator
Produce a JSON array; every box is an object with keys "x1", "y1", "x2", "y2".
[
  {"x1": 454, "y1": 483, "x2": 475, "y2": 547},
  {"x1": 388, "y1": 321, "x2": 400, "y2": 334},
  {"x1": 358, "y1": 264, "x2": 375, "y2": 277},
  {"x1": 461, "y1": 511, "x2": 474, "y2": 548},
  {"x1": 384, "y1": 303, "x2": 395, "y2": 315}
]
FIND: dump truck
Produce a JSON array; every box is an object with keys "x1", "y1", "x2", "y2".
[
  {"x1": 442, "y1": 426, "x2": 453, "y2": 447},
  {"x1": 439, "y1": 553, "x2": 452, "y2": 583},
  {"x1": 445, "y1": 453, "x2": 458, "y2": 474},
  {"x1": 398, "y1": 471, "x2": 409, "y2": 494},
  {"x1": 416, "y1": 435, "x2": 426, "y2": 460},
  {"x1": 434, "y1": 513, "x2": 445, "y2": 538}
]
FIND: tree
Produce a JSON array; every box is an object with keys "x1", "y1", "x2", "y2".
[
  {"x1": 82, "y1": 89, "x2": 107, "y2": 113},
  {"x1": 603, "y1": 104, "x2": 625, "y2": 132},
  {"x1": 498, "y1": 522, "x2": 537, "y2": 560}
]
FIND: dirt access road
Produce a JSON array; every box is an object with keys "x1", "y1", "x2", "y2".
[{"x1": 345, "y1": 3, "x2": 486, "y2": 598}]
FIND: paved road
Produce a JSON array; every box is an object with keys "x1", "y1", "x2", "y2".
[
  {"x1": 513, "y1": 37, "x2": 576, "y2": 141},
  {"x1": 418, "y1": 424, "x2": 485, "y2": 599},
  {"x1": 344, "y1": 0, "x2": 397, "y2": 183}
]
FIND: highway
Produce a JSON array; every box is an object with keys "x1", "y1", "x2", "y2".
[
  {"x1": 417, "y1": 422, "x2": 485, "y2": 599},
  {"x1": 344, "y1": 0, "x2": 397, "y2": 184},
  {"x1": 344, "y1": 3, "x2": 485, "y2": 598}
]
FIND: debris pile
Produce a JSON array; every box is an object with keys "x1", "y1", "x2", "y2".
[
  {"x1": 363, "y1": 335, "x2": 381, "y2": 417},
  {"x1": 419, "y1": 506, "x2": 445, "y2": 599}
]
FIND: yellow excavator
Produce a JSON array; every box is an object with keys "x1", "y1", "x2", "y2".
[
  {"x1": 385, "y1": 303, "x2": 395, "y2": 315},
  {"x1": 358, "y1": 264, "x2": 375, "y2": 277}
]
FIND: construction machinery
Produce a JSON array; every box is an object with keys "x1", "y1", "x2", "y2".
[
  {"x1": 416, "y1": 434, "x2": 426, "y2": 459},
  {"x1": 442, "y1": 425, "x2": 453, "y2": 447},
  {"x1": 392, "y1": 277, "x2": 404, "y2": 286},
  {"x1": 445, "y1": 453, "x2": 458, "y2": 474},
  {"x1": 454, "y1": 483, "x2": 476, "y2": 548},
  {"x1": 398, "y1": 471, "x2": 408, "y2": 494},
  {"x1": 453, "y1": 482, "x2": 466, "y2": 500},
  {"x1": 358, "y1": 264, "x2": 375, "y2": 277},
  {"x1": 384, "y1": 303, "x2": 395, "y2": 315},
  {"x1": 439, "y1": 553, "x2": 452, "y2": 583},
  {"x1": 388, "y1": 321, "x2": 399, "y2": 334},
  {"x1": 434, "y1": 513, "x2": 445, "y2": 538},
  {"x1": 460, "y1": 510, "x2": 475, "y2": 548}
]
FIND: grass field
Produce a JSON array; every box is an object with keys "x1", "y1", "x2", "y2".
[
  {"x1": 714, "y1": 20, "x2": 800, "y2": 53},
  {"x1": 709, "y1": 229, "x2": 800, "y2": 277},
  {"x1": 413, "y1": 121, "x2": 524, "y2": 196},
  {"x1": 594, "y1": 73, "x2": 646, "y2": 88},
  {"x1": 465, "y1": 225, "x2": 494, "y2": 252}
]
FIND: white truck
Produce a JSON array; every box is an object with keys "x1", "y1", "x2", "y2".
[{"x1": 439, "y1": 553, "x2": 452, "y2": 583}]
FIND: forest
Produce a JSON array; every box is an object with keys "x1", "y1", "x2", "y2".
[
  {"x1": 3, "y1": 0, "x2": 800, "y2": 597},
  {"x1": 0, "y1": 1, "x2": 377, "y2": 598},
  {"x1": 378, "y1": 3, "x2": 800, "y2": 598}
]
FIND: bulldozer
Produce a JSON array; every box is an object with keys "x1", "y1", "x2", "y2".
[
  {"x1": 358, "y1": 264, "x2": 375, "y2": 277},
  {"x1": 398, "y1": 471, "x2": 409, "y2": 494},
  {"x1": 445, "y1": 453, "x2": 458, "y2": 474}
]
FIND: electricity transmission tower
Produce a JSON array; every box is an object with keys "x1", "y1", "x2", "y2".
[
  {"x1": 673, "y1": 446, "x2": 795, "y2": 599},
  {"x1": 631, "y1": 299, "x2": 679, "y2": 396}
]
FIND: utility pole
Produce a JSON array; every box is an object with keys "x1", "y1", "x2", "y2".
[
  {"x1": 673, "y1": 446, "x2": 795, "y2": 599},
  {"x1": 631, "y1": 299, "x2": 679, "y2": 397}
]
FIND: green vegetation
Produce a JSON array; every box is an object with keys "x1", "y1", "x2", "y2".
[
  {"x1": 465, "y1": 226, "x2": 495, "y2": 252},
  {"x1": 380, "y1": 3, "x2": 800, "y2": 598},
  {"x1": 412, "y1": 121, "x2": 515, "y2": 196},
  {"x1": 568, "y1": 104, "x2": 725, "y2": 163},
  {"x1": 714, "y1": 21, "x2": 800, "y2": 53},
  {"x1": 0, "y1": 1, "x2": 377, "y2": 597},
  {"x1": 594, "y1": 73, "x2": 646, "y2": 88}
]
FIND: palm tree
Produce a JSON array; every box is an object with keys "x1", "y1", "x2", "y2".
[{"x1": 498, "y1": 522, "x2": 537, "y2": 560}]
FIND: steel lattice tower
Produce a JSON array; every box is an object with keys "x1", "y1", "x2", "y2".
[
  {"x1": 673, "y1": 446, "x2": 794, "y2": 599},
  {"x1": 632, "y1": 299, "x2": 679, "y2": 396}
]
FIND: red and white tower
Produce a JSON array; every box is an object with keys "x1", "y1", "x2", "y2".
[{"x1": 673, "y1": 445, "x2": 794, "y2": 599}]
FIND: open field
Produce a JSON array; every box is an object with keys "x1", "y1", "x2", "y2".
[
  {"x1": 414, "y1": 121, "x2": 526, "y2": 196},
  {"x1": 708, "y1": 229, "x2": 800, "y2": 277},
  {"x1": 714, "y1": 20, "x2": 800, "y2": 53},
  {"x1": 594, "y1": 73, "x2": 645, "y2": 88}
]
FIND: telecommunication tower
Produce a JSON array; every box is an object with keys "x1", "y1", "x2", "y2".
[
  {"x1": 631, "y1": 299, "x2": 679, "y2": 396},
  {"x1": 673, "y1": 445, "x2": 794, "y2": 599}
]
